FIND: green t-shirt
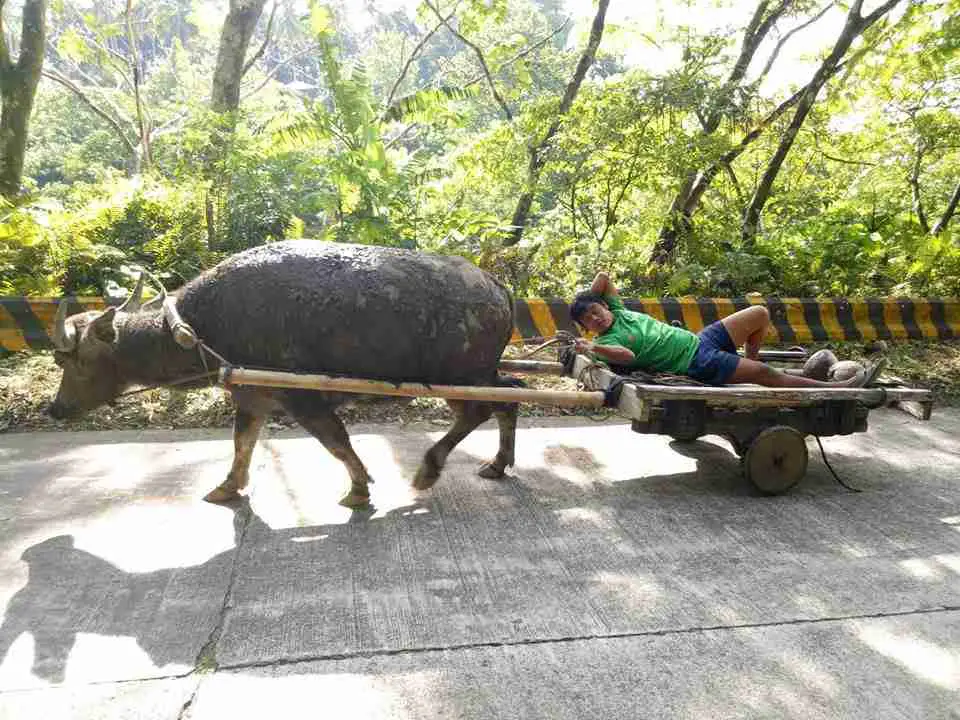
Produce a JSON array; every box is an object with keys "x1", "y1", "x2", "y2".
[{"x1": 593, "y1": 294, "x2": 700, "y2": 374}]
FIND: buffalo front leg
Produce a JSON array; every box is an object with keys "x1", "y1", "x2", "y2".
[
  {"x1": 413, "y1": 400, "x2": 493, "y2": 490},
  {"x1": 205, "y1": 408, "x2": 267, "y2": 503},
  {"x1": 478, "y1": 405, "x2": 519, "y2": 479},
  {"x1": 285, "y1": 405, "x2": 374, "y2": 508}
]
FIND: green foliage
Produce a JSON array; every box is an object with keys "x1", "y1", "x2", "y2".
[
  {"x1": 50, "y1": 176, "x2": 213, "y2": 292},
  {"x1": 0, "y1": 200, "x2": 63, "y2": 295},
  {"x1": 2, "y1": 0, "x2": 958, "y2": 303}
]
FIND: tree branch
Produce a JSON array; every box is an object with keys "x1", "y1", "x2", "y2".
[
  {"x1": 931, "y1": 180, "x2": 960, "y2": 236},
  {"x1": 425, "y1": 0, "x2": 512, "y2": 121},
  {"x1": 0, "y1": 0, "x2": 10, "y2": 72},
  {"x1": 241, "y1": 45, "x2": 320, "y2": 100},
  {"x1": 463, "y1": 18, "x2": 570, "y2": 89},
  {"x1": 41, "y1": 68, "x2": 138, "y2": 156},
  {"x1": 382, "y1": 6, "x2": 458, "y2": 118},
  {"x1": 650, "y1": 58, "x2": 849, "y2": 264},
  {"x1": 909, "y1": 141, "x2": 929, "y2": 233},
  {"x1": 704, "y1": 0, "x2": 793, "y2": 132},
  {"x1": 125, "y1": 0, "x2": 150, "y2": 169},
  {"x1": 241, "y1": 0, "x2": 276, "y2": 78},
  {"x1": 755, "y1": 1, "x2": 834, "y2": 88},
  {"x1": 384, "y1": 121, "x2": 420, "y2": 150},
  {"x1": 505, "y1": 0, "x2": 610, "y2": 246},
  {"x1": 820, "y1": 150, "x2": 876, "y2": 166},
  {"x1": 50, "y1": 55, "x2": 135, "y2": 126},
  {"x1": 722, "y1": 160, "x2": 744, "y2": 203},
  {"x1": 75, "y1": 31, "x2": 137, "y2": 93}
]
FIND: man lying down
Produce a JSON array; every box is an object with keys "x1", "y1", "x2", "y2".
[{"x1": 570, "y1": 272, "x2": 884, "y2": 389}]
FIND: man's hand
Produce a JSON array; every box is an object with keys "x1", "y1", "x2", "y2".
[
  {"x1": 590, "y1": 271, "x2": 617, "y2": 297},
  {"x1": 574, "y1": 338, "x2": 594, "y2": 355}
]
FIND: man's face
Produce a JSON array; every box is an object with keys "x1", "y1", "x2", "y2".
[{"x1": 579, "y1": 302, "x2": 613, "y2": 334}]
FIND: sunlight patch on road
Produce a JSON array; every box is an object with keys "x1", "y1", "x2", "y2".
[
  {"x1": 856, "y1": 624, "x2": 960, "y2": 689},
  {"x1": 253, "y1": 433, "x2": 420, "y2": 529},
  {"x1": 191, "y1": 667, "x2": 437, "y2": 719}
]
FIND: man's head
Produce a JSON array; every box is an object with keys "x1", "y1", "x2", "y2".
[{"x1": 570, "y1": 292, "x2": 614, "y2": 334}]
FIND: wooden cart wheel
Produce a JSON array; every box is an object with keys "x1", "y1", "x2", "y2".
[{"x1": 743, "y1": 425, "x2": 808, "y2": 495}]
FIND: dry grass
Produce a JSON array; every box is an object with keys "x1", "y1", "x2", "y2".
[{"x1": 2, "y1": 341, "x2": 955, "y2": 434}]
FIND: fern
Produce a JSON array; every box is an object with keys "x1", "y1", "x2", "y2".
[{"x1": 383, "y1": 86, "x2": 480, "y2": 124}]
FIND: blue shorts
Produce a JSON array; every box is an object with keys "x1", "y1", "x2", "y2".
[{"x1": 686, "y1": 321, "x2": 740, "y2": 386}]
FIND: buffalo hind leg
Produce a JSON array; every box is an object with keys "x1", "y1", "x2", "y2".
[
  {"x1": 285, "y1": 405, "x2": 374, "y2": 508},
  {"x1": 414, "y1": 400, "x2": 494, "y2": 490},
  {"x1": 205, "y1": 405, "x2": 267, "y2": 503},
  {"x1": 478, "y1": 404, "x2": 519, "y2": 479}
]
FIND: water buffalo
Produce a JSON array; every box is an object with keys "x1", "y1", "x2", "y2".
[{"x1": 48, "y1": 240, "x2": 520, "y2": 507}]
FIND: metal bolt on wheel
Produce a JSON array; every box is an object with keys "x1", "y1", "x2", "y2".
[{"x1": 743, "y1": 425, "x2": 808, "y2": 495}]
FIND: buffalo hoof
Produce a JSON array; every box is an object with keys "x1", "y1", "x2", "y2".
[
  {"x1": 478, "y1": 462, "x2": 506, "y2": 479},
  {"x1": 204, "y1": 486, "x2": 240, "y2": 503},
  {"x1": 412, "y1": 464, "x2": 440, "y2": 490},
  {"x1": 338, "y1": 492, "x2": 371, "y2": 509}
]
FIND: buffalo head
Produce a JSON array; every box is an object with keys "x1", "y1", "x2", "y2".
[{"x1": 47, "y1": 275, "x2": 163, "y2": 419}]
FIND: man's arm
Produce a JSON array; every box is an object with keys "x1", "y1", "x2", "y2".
[
  {"x1": 573, "y1": 339, "x2": 636, "y2": 365},
  {"x1": 590, "y1": 271, "x2": 618, "y2": 297}
]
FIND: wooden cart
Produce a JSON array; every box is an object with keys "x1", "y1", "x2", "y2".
[{"x1": 553, "y1": 349, "x2": 934, "y2": 495}]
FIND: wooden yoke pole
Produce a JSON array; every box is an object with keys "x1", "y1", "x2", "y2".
[{"x1": 221, "y1": 366, "x2": 607, "y2": 408}]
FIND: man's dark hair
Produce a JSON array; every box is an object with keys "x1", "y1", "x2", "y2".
[{"x1": 570, "y1": 292, "x2": 608, "y2": 327}]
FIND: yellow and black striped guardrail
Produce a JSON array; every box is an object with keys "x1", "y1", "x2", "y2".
[
  {"x1": 1, "y1": 296, "x2": 957, "y2": 355},
  {"x1": 510, "y1": 297, "x2": 959, "y2": 344}
]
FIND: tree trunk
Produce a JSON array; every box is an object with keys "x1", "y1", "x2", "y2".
[
  {"x1": 931, "y1": 180, "x2": 960, "y2": 236},
  {"x1": 125, "y1": 0, "x2": 151, "y2": 169},
  {"x1": 0, "y1": 0, "x2": 47, "y2": 198},
  {"x1": 741, "y1": 0, "x2": 901, "y2": 246},
  {"x1": 649, "y1": 65, "x2": 839, "y2": 265},
  {"x1": 504, "y1": 0, "x2": 610, "y2": 247},
  {"x1": 206, "y1": 0, "x2": 269, "y2": 249},
  {"x1": 650, "y1": 0, "x2": 794, "y2": 264},
  {"x1": 910, "y1": 140, "x2": 929, "y2": 233},
  {"x1": 210, "y1": 0, "x2": 269, "y2": 113}
]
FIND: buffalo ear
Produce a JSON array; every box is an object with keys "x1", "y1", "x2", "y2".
[{"x1": 90, "y1": 307, "x2": 118, "y2": 343}]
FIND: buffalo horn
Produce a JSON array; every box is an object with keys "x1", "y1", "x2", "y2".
[
  {"x1": 52, "y1": 301, "x2": 77, "y2": 352},
  {"x1": 140, "y1": 286, "x2": 167, "y2": 311},
  {"x1": 117, "y1": 273, "x2": 145, "y2": 313},
  {"x1": 138, "y1": 268, "x2": 169, "y2": 312}
]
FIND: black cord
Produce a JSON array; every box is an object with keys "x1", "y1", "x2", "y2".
[{"x1": 814, "y1": 435, "x2": 861, "y2": 493}]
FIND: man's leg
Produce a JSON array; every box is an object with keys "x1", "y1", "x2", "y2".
[
  {"x1": 729, "y1": 356, "x2": 870, "y2": 388},
  {"x1": 720, "y1": 306, "x2": 769, "y2": 360}
]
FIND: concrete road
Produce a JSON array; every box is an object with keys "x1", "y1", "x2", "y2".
[{"x1": 0, "y1": 409, "x2": 958, "y2": 719}]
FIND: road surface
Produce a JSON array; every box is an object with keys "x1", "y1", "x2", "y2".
[{"x1": 0, "y1": 410, "x2": 958, "y2": 718}]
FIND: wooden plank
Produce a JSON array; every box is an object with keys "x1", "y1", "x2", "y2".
[{"x1": 221, "y1": 367, "x2": 607, "y2": 408}]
